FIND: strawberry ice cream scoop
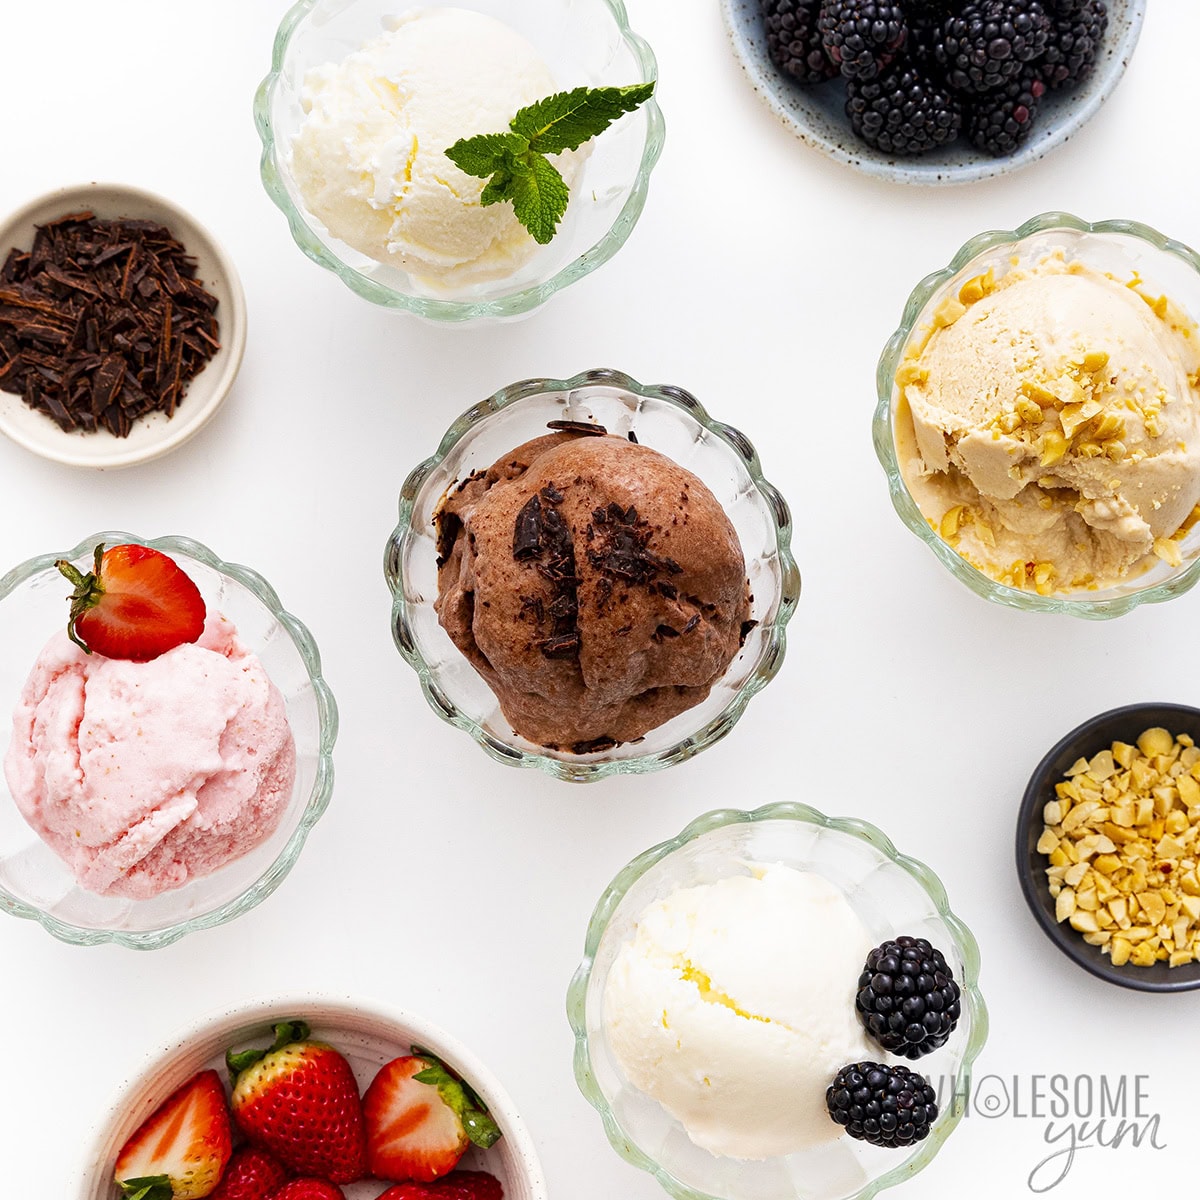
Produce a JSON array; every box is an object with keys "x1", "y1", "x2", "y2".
[{"x1": 4, "y1": 613, "x2": 296, "y2": 899}]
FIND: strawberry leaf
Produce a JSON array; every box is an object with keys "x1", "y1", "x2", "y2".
[
  {"x1": 55, "y1": 542, "x2": 106, "y2": 655},
  {"x1": 227, "y1": 1020, "x2": 310, "y2": 1084},
  {"x1": 117, "y1": 1176, "x2": 174, "y2": 1200},
  {"x1": 411, "y1": 1051, "x2": 503, "y2": 1150},
  {"x1": 510, "y1": 83, "x2": 655, "y2": 155}
]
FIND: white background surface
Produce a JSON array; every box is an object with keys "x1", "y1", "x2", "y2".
[{"x1": 0, "y1": 2, "x2": 1198, "y2": 1198}]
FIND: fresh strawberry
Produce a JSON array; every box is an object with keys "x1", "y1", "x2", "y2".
[
  {"x1": 363, "y1": 1054, "x2": 501, "y2": 1184},
  {"x1": 227, "y1": 1021, "x2": 367, "y2": 1185},
  {"x1": 55, "y1": 541, "x2": 205, "y2": 662},
  {"x1": 376, "y1": 1172, "x2": 504, "y2": 1200},
  {"x1": 269, "y1": 1181, "x2": 344, "y2": 1200},
  {"x1": 210, "y1": 1147, "x2": 290, "y2": 1200},
  {"x1": 114, "y1": 1068, "x2": 233, "y2": 1200}
]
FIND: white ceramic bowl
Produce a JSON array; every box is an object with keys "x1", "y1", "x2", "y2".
[
  {"x1": 0, "y1": 182, "x2": 246, "y2": 468},
  {"x1": 77, "y1": 995, "x2": 547, "y2": 1200},
  {"x1": 721, "y1": 0, "x2": 1145, "y2": 185}
]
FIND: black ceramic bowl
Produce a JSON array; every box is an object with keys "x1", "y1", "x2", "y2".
[{"x1": 1017, "y1": 703, "x2": 1200, "y2": 993}]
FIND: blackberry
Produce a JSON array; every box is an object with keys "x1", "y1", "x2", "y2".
[
  {"x1": 935, "y1": 0, "x2": 1051, "y2": 94},
  {"x1": 827, "y1": 1062, "x2": 939, "y2": 1148},
  {"x1": 818, "y1": 0, "x2": 908, "y2": 81},
  {"x1": 1044, "y1": 0, "x2": 1093, "y2": 15},
  {"x1": 1041, "y1": 0, "x2": 1108, "y2": 88},
  {"x1": 845, "y1": 60, "x2": 961, "y2": 156},
  {"x1": 762, "y1": 0, "x2": 838, "y2": 84},
  {"x1": 968, "y1": 65, "x2": 1046, "y2": 154},
  {"x1": 855, "y1": 936, "x2": 962, "y2": 1058}
]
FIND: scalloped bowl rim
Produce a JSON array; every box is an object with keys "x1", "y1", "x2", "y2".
[
  {"x1": 253, "y1": 0, "x2": 665, "y2": 322},
  {"x1": 383, "y1": 367, "x2": 801, "y2": 782},
  {"x1": 873, "y1": 211, "x2": 1200, "y2": 618},
  {"x1": 567, "y1": 800, "x2": 989, "y2": 1200},
  {"x1": 0, "y1": 531, "x2": 338, "y2": 949}
]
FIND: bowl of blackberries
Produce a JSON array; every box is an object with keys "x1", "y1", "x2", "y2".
[{"x1": 722, "y1": 0, "x2": 1146, "y2": 182}]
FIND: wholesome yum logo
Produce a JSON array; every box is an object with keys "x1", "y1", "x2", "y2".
[{"x1": 937, "y1": 1074, "x2": 1167, "y2": 1191}]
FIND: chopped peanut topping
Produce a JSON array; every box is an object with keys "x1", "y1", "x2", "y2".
[{"x1": 1040, "y1": 727, "x2": 1200, "y2": 968}]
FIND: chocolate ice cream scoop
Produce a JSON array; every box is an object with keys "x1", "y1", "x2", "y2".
[{"x1": 434, "y1": 429, "x2": 752, "y2": 751}]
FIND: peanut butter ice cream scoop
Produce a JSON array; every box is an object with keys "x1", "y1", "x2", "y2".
[{"x1": 434, "y1": 428, "x2": 752, "y2": 751}]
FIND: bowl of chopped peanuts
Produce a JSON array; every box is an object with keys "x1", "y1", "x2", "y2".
[{"x1": 1018, "y1": 702, "x2": 1200, "y2": 992}]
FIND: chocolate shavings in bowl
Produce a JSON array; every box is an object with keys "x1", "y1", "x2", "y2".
[{"x1": 0, "y1": 211, "x2": 220, "y2": 437}]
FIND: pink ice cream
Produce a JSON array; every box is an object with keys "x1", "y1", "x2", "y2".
[{"x1": 4, "y1": 614, "x2": 296, "y2": 899}]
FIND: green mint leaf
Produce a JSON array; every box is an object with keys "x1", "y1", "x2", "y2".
[
  {"x1": 510, "y1": 83, "x2": 655, "y2": 155},
  {"x1": 412, "y1": 1055, "x2": 504, "y2": 1150},
  {"x1": 479, "y1": 169, "x2": 514, "y2": 207},
  {"x1": 508, "y1": 155, "x2": 570, "y2": 245},
  {"x1": 442, "y1": 83, "x2": 653, "y2": 245},
  {"x1": 445, "y1": 131, "x2": 529, "y2": 180}
]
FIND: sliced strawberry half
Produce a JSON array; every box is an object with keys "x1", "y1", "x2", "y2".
[
  {"x1": 377, "y1": 1172, "x2": 504, "y2": 1200},
  {"x1": 363, "y1": 1054, "x2": 501, "y2": 1184},
  {"x1": 56, "y1": 541, "x2": 206, "y2": 662},
  {"x1": 114, "y1": 1068, "x2": 233, "y2": 1200}
]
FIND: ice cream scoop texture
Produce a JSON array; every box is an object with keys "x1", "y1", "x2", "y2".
[
  {"x1": 435, "y1": 431, "x2": 751, "y2": 749},
  {"x1": 603, "y1": 864, "x2": 875, "y2": 1159},
  {"x1": 5, "y1": 614, "x2": 296, "y2": 899},
  {"x1": 896, "y1": 254, "x2": 1200, "y2": 592},
  {"x1": 291, "y1": 7, "x2": 581, "y2": 287}
]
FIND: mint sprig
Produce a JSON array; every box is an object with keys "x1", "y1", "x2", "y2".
[{"x1": 446, "y1": 82, "x2": 655, "y2": 245}]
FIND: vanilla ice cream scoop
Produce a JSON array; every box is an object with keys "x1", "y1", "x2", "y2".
[
  {"x1": 602, "y1": 864, "x2": 874, "y2": 1160},
  {"x1": 896, "y1": 255, "x2": 1200, "y2": 592},
  {"x1": 291, "y1": 7, "x2": 582, "y2": 288}
]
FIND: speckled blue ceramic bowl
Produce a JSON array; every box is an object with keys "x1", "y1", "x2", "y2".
[{"x1": 720, "y1": 0, "x2": 1145, "y2": 185}]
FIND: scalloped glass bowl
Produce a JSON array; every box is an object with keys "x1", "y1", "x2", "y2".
[
  {"x1": 0, "y1": 533, "x2": 337, "y2": 948},
  {"x1": 254, "y1": 0, "x2": 664, "y2": 322},
  {"x1": 383, "y1": 368, "x2": 800, "y2": 782},
  {"x1": 568, "y1": 803, "x2": 988, "y2": 1200},
  {"x1": 77, "y1": 995, "x2": 547, "y2": 1200},
  {"x1": 874, "y1": 213, "x2": 1200, "y2": 619}
]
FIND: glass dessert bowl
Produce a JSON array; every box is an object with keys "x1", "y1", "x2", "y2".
[
  {"x1": 77, "y1": 994, "x2": 546, "y2": 1200},
  {"x1": 254, "y1": 0, "x2": 663, "y2": 322},
  {"x1": 384, "y1": 368, "x2": 799, "y2": 783},
  {"x1": 0, "y1": 532, "x2": 337, "y2": 949},
  {"x1": 568, "y1": 802, "x2": 987, "y2": 1200},
  {"x1": 875, "y1": 213, "x2": 1200, "y2": 619}
]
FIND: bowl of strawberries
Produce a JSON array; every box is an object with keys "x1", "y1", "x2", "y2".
[{"x1": 80, "y1": 996, "x2": 544, "y2": 1200}]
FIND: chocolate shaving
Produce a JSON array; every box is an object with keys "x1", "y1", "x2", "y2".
[
  {"x1": 587, "y1": 502, "x2": 684, "y2": 586},
  {"x1": 652, "y1": 624, "x2": 680, "y2": 642},
  {"x1": 511, "y1": 479, "x2": 582, "y2": 661},
  {"x1": 571, "y1": 735, "x2": 618, "y2": 755},
  {"x1": 547, "y1": 419, "x2": 607, "y2": 437},
  {"x1": 0, "y1": 213, "x2": 220, "y2": 437},
  {"x1": 512, "y1": 495, "x2": 543, "y2": 560},
  {"x1": 739, "y1": 619, "x2": 759, "y2": 646},
  {"x1": 683, "y1": 614, "x2": 700, "y2": 633},
  {"x1": 627, "y1": 430, "x2": 639, "y2": 443}
]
